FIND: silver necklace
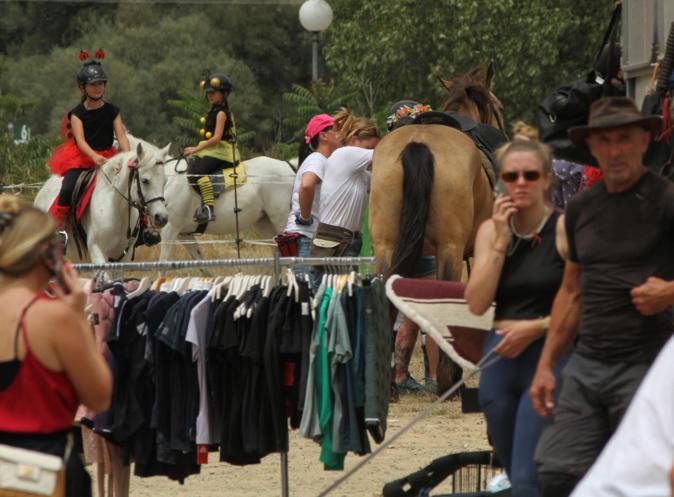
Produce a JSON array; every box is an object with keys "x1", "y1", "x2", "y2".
[{"x1": 507, "y1": 206, "x2": 550, "y2": 255}]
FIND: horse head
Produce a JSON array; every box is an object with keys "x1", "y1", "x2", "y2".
[
  {"x1": 439, "y1": 64, "x2": 505, "y2": 132},
  {"x1": 132, "y1": 142, "x2": 170, "y2": 228}
]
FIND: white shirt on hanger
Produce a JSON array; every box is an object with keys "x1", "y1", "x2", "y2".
[{"x1": 185, "y1": 294, "x2": 216, "y2": 445}]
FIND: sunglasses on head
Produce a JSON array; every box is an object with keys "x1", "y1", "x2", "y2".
[{"x1": 500, "y1": 170, "x2": 542, "y2": 183}]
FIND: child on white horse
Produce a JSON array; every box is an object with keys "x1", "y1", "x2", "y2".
[
  {"x1": 183, "y1": 72, "x2": 240, "y2": 223},
  {"x1": 47, "y1": 50, "x2": 130, "y2": 237}
]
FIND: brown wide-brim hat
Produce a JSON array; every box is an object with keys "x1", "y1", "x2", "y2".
[{"x1": 568, "y1": 96, "x2": 662, "y2": 147}]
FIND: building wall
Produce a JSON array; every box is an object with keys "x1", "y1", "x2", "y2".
[{"x1": 622, "y1": 0, "x2": 674, "y2": 105}]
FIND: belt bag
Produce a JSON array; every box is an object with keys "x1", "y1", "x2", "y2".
[
  {"x1": 310, "y1": 223, "x2": 359, "y2": 258},
  {"x1": 0, "y1": 444, "x2": 64, "y2": 497}
]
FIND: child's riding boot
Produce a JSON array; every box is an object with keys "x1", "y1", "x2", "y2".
[
  {"x1": 194, "y1": 176, "x2": 216, "y2": 223},
  {"x1": 48, "y1": 203, "x2": 70, "y2": 249}
]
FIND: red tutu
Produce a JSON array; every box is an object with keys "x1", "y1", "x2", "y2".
[
  {"x1": 48, "y1": 113, "x2": 117, "y2": 175},
  {"x1": 48, "y1": 142, "x2": 117, "y2": 175}
]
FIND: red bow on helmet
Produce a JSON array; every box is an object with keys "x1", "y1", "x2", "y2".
[
  {"x1": 95, "y1": 49, "x2": 106, "y2": 59},
  {"x1": 79, "y1": 50, "x2": 89, "y2": 61}
]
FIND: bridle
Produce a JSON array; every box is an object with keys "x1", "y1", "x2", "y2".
[{"x1": 100, "y1": 158, "x2": 166, "y2": 260}]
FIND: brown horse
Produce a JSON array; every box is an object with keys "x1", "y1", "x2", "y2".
[
  {"x1": 370, "y1": 66, "x2": 506, "y2": 391},
  {"x1": 369, "y1": 65, "x2": 505, "y2": 282}
]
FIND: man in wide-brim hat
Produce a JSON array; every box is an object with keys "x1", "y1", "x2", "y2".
[
  {"x1": 568, "y1": 96, "x2": 661, "y2": 188},
  {"x1": 530, "y1": 96, "x2": 674, "y2": 497}
]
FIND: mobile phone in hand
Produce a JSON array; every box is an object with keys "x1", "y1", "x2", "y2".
[
  {"x1": 493, "y1": 181, "x2": 508, "y2": 199},
  {"x1": 44, "y1": 241, "x2": 69, "y2": 294}
]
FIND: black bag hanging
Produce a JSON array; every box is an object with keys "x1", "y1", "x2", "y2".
[{"x1": 537, "y1": 4, "x2": 622, "y2": 166}]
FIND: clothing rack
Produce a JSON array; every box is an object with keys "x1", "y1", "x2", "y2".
[{"x1": 72, "y1": 253, "x2": 377, "y2": 497}]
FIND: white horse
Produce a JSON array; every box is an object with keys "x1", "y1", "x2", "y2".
[
  {"x1": 34, "y1": 143, "x2": 171, "y2": 264},
  {"x1": 126, "y1": 135, "x2": 295, "y2": 261}
]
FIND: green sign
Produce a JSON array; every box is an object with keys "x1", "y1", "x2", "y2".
[{"x1": 13, "y1": 123, "x2": 30, "y2": 144}]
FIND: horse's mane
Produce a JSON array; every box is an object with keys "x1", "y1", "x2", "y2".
[
  {"x1": 100, "y1": 150, "x2": 134, "y2": 175},
  {"x1": 440, "y1": 66, "x2": 498, "y2": 126}
]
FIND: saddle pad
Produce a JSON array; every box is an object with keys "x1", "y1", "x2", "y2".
[
  {"x1": 222, "y1": 162, "x2": 246, "y2": 190},
  {"x1": 75, "y1": 174, "x2": 97, "y2": 222},
  {"x1": 385, "y1": 275, "x2": 494, "y2": 369}
]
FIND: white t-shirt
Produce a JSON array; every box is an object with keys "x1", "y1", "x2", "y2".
[
  {"x1": 285, "y1": 152, "x2": 327, "y2": 237},
  {"x1": 571, "y1": 334, "x2": 674, "y2": 497},
  {"x1": 318, "y1": 146, "x2": 373, "y2": 232}
]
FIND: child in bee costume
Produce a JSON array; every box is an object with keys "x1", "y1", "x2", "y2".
[{"x1": 183, "y1": 73, "x2": 240, "y2": 223}]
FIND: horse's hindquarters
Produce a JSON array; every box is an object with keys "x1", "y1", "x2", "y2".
[{"x1": 370, "y1": 125, "x2": 488, "y2": 280}]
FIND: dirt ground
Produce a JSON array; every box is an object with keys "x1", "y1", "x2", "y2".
[{"x1": 90, "y1": 353, "x2": 490, "y2": 497}]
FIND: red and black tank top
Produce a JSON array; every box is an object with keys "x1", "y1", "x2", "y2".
[{"x1": 0, "y1": 295, "x2": 79, "y2": 433}]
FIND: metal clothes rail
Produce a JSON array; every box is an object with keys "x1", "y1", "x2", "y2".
[{"x1": 72, "y1": 254, "x2": 377, "y2": 497}]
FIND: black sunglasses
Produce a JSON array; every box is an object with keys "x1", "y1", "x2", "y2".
[{"x1": 501, "y1": 170, "x2": 542, "y2": 183}]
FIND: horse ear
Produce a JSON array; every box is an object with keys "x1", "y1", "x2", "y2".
[
  {"x1": 438, "y1": 76, "x2": 453, "y2": 92},
  {"x1": 136, "y1": 142, "x2": 144, "y2": 159},
  {"x1": 161, "y1": 143, "x2": 171, "y2": 158},
  {"x1": 486, "y1": 63, "x2": 495, "y2": 89}
]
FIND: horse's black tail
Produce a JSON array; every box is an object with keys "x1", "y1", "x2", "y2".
[{"x1": 388, "y1": 142, "x2": 434, "y2": 278}]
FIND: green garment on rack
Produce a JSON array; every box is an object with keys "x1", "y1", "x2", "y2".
[{"x1": 316, "y1": 287, "x2": 345, "y2": 470}]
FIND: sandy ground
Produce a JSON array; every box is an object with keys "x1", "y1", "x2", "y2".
[
  {"x1": 90, "y1": 354, "x2": 491, "y2": 497},
  {"x1": 120, "y1": 399, "x2": 489, "y2": 497}
]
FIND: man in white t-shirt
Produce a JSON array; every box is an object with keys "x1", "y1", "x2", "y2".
[
  {"x1": 571, "y1": 333, "x2": 674, "y2": 497},
  {"x1": 284, "y1": 114, "x2": 341, "y2": 263},
  {"x1": 318, "y1": 145, "x2": 375, "y2": 237},
  {"x1": 308, "y1": 113, "x2": 381, "y2": 288}
]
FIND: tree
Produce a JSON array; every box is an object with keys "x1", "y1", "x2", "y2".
[
  {"x1": 324, "y1": 0, "x2": 613, "y2": 125},
  {"x1": 282, "y1": 80, "x2": 357, "y2": 140}
]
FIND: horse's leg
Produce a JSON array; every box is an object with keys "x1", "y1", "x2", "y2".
[
  {"x1": 180, "y1": 234, "x2": 205, "y2": 260},
  {"x1": 159, "y1": 222, "x2": 183, "y2": 262}
]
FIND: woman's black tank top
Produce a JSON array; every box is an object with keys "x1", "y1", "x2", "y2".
[{"x1": 494, "y1": 210, "x2": 564, "y2": 321}]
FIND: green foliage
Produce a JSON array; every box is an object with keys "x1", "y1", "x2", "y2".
[
  {"x1": 0, "y1": 0, "x2": 617, "y2": 177},
  {"x1": 324, "y1": 0, "x2": 613, "y2": 125},
  {"x1": 282, "y1": 81, "x2": 357, "y2": 140},
  {"x1": 0, "y1": 133, "x2": 57, "y2": 191}
]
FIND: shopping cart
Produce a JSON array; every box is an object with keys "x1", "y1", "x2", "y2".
[{"x1": 382, "y1": 450, "x2": 510, "y2": 497}]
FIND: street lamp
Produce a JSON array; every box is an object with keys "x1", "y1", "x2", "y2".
[{"x1": 299, "y1": 0, "x2": 333, "y2": 81}]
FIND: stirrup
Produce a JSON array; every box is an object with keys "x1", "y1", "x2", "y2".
[
  {"x1": 56, "y1": 230, "x2": 69, "y2": 251},
  {"x1": 194, "y1": 205, "x2": 216, "y2": 223}
]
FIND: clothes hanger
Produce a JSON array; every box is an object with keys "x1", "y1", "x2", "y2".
[
  {"x1": 263, "y1": 275, "x2": 273, "y2": 298},
  {"x1": 126, "y1": 276, "x2": 153, "y2": 300},
  {"x1": 175, "y1": 277, "x2": 191, "y2": 296},
  {"x1": 348, "y1": 270, "x2": 358, "y2": 297},
  {"x1": 152, "y1": 276, "x2": 166, "y2": 292}
]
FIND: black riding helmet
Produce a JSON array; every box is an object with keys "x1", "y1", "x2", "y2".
[
  {"x1": 200, "y1": 73, "x2": 234, "y2": 93},
  {"x1": 77, "y1": 61, "x2": 107, "y2": 86},
  {"x1": 386, "y1": 100, "x2": 421, "y2": 131}
]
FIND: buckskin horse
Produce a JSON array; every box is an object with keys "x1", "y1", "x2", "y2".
[
  {"x1": 369, "y1": 65, "x2": 507, "y2": 387},
  {"x1": 370, "y1": 65, "x2": 506, "y2": 280}
]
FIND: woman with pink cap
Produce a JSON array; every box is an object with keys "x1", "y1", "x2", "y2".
[{"x1": 283, "y1": 114, "x2": 341, "y2": 271}]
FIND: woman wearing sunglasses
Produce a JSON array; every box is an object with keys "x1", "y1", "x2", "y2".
[{"x1": 465, "y1": 139, "x2": 571, "y2": 497}]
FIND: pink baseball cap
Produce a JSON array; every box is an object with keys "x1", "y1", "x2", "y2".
[{"x1": 304, "y1": 114, "x2": 334, "y2": 144}]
